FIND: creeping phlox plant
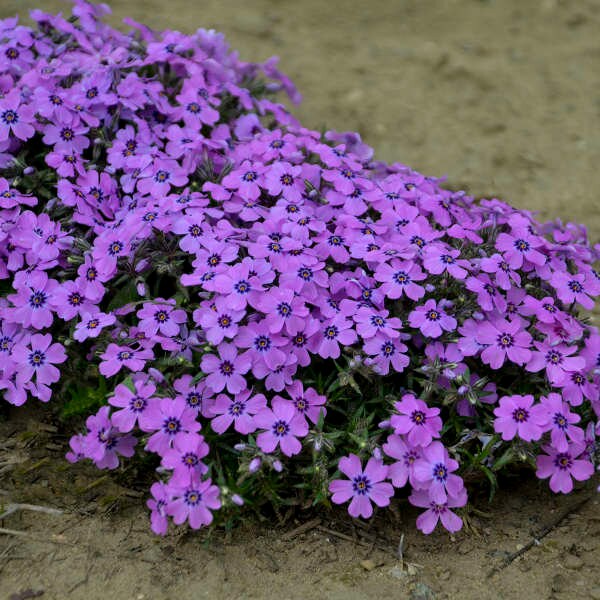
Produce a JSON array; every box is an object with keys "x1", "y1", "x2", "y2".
[{"x1": 0, "y1": 1, "x2": 599, "y2": 536}]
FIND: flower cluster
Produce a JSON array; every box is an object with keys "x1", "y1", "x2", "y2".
[{"x1": 1, "y1": 1, "x2": 599, "y2": 536}]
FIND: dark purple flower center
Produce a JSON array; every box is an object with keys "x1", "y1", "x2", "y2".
[
  {"x1": 393, "y1": 271, "x2": 410, "y2": 285},
  {"x1": 254, "y1": 335, "x2": 271, "y2": 351},
  {"x1": 272, "y1": 419, "x2": 290, "y2": 437},
  {"x1": 277, "y1": 302, "x2": 292, "y2": 317},
  {"x1": 183, "y1": 452, "x2": 199, "y2": 467},
  {"x1": 440, "y1": 254, "x2": 455, "y2": 264},
  {"x1": 352, "y1": 475, "x2": 371, "y2": 495},
  {"x1": 130, "y1": 396, "x2": 147, "y2": 412},
  {"x1": 117, "y1": 350, "x2": 132, "y2": 361},
  {"x1": 571, "y1": 372, "x2": 585, "y2": 385},
  {"x1": 61, "y1": 128, "x2": 74, "y2": 141},
  {"x1": 86, "y1": 318, "x2": 100, "y2": 330},
  {"x1": 370, "y1": 315, "x2": 386, "y2": 328},
  {"x1": 86, "y1": 87, "x2": 99, "y2": 99},
  {"x1": 184, "y1": 489, "x2": 202, "y2": 506},
  {"x1": 234, "y1": 280, "x2": 250, "y2": 294},
  {"x1": 68, "y1": 292, "x2": 82, "y2": 306},
  {"x1": 29, "y1": 290, "x2": 47, "y2": 309},
  {"x1": 280, "y1": 173, "x2": 294, "y2": 186},
  {"x1": 340, "y1": 168, "x2": 354, "y2": 180},
  {"x1": 554, "y1": 453, "x2": 572, "y2": 471},
  {"x1": 188, "y1": 224, "x2": 201, "y2": 237},
  {"x1": 0, "y1": 336, "x2": 12, "y2": 352},
  {"x1": 229, "y1": 401, "x2": 245, "y2": 416},
  {"x1": 154, "y1": 309, "x2": 169, "y2": 323},
  {"x1": 553, "y1": 412, "x2": 568, "y2": 430},
  {"x1": 328, "y1": 235, "x2": 343, "y2": 247},
  {"x1": 512, "y1": 408, "x2": 529, "y2": 423},
  {"x1": 497, "y1": 333, "x2": 514, "y2": 348},
  {"x1": 433, "y1": 463, "x2": 448, "y2": 482},
  {"x1": 298, "y1": 267, "x2": 313, "y2": 281},
  {"x1": 1, "y1": 109, "x2": 18, "y2": 124},
  {"x1": 186, "y1": 392, "x2": 201, "y2": 409},
  {"x1": 219, "y1": 360, "x2": 235, "y2": 376},
  {"x1": 292, "y1": 334, "x2": 306, "y2": 348},
  {"x1": 386, "y1": 192, "x2": 400, "y2": 202},
  {"x1": 411, "y1": 410, "x2": 426, "y2": 425},
  {"x1": 187, "y1": 102, "x2": 201, "y2": 113},
  {"x1": 514, "y1": 239, "x2": 530, "y2": 252},
  {"x1": 411, "y1": 235, "x2": 426, "y2": 248},
  {"x1": 218, "y1": 315, "x2": 232, "y2": 328},
  {"x1": 294, "y1": 397, "x2": 306, "y2": 412},
  {"x1": 546, "y1": 350, "x2": 563, "y2": 365},
  {"x1": 324, "y1": 325, "x2": 339, "y2": 339},
  {"x1": 86, "y1": 267, "x2": 98, "y2": 281},
  {"x1": 404, "y1": 450, "x2": 418, "y2": 466},
  {"x1": 270, "y1": 139, "x2": 284, "y2": 149},
  {"x1": 426, "y1": 309, "x2": 441, "y2": 322},
  {"x1": 108, "y1": 241, "x2": 124, "y2": 255},
  {"x1": 381, "y1": 341, "x2": 395, "y2": 356},
  {"x1": 154, "y1": 170, "x2": 170, "y2": 183},
  {"x1": 163, "y1": 417, "x2": 181, "y2": 435},
  {"x1": 242, "y1": 171, "x2": 257, "y2": 182},
  {"x1": 268, "y1": 241, "x2": 282, "y2": 253},
  {"x1": 28, "y1": 350, "x2": 46, "y2": 367},
  {"x1": 543, "y1": 303, "x2": 556, "y2": 313},
  {"x1": 5, "y1": 47, "x2": 19, "y2": 60},
  {"x1": 568, "y1": 280, "x2": 583, "y2": 294}
]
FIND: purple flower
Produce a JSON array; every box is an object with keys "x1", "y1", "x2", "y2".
[
  {"x1": 145, "y1": 397, "x2": 201, "y2": 456},
  {"x1": 257, "y1": 286, "x2": 309, "y2": 335},
  {"x1": 536, "y1": 442, "x2": 594, "y2": 493},
  {"x1": 550, "y1": 271, "x2": 600, "y2": 310},
  {"x1": 422, "y1": 245, "x2": 469, "y2": 279},
  {"x1": 108, "y1": 377, "x2": 160, "y2": 433},
  {"x1": 81, "y1": 406, "x2": 137, "y2": 470},
  {"x1": 194, "y1": 297, "x2": 244, "y2": 344},
  {"x1": 408, "y1": 299, "x2": 456, "y2": 339},
  {"x1": 525, "y1": 341, "x2": 585, "y2": 385},
  {"x1": 284, "y1": 380, "x2": 326, "y2": 424},
  {"x1": 12, "y1": 333, "x2": 66, "y2": 387},
  {"x1": 412, "y1": 441, "x2": 465, "y2": 504},
  {"x1": 73, "y1": 311, "x2": 115, "y2": 342},
  {"x1": 363, "y1": 335, "x2": 410, "y2": 375},
  {"x1": 236, "y1": 321, "x2": 288, "y2": 373},
  {"x1": 0, "y1": 90, "x2": 35, "y2": 141},
  {"x1": 137, "y1": 298, "x2": 187, "y2": 338},
  {"x1": 316, "y1": 314, "x2": 358, "y2": 359},
  {"x1": 329, "y1": 454, "x2": 394, "y2": 519},
  {"x1": 495, "y1": 231, "x2": 546, "y2": 269},
  {"x1": 7, "y1": 270, "x2": 58, "y2": 329},
  {"x1": 354, "y1": 307, "x2": 402, "y2": 340},
  {"x1": 493, "y1": 395, "x2": 547, "y2": 442},
  {"x1": 374, "y1": 260, "x2": 426, "y2": 300},
  {"x1": 538, "y1": 392, "x2": 584, "y2": 452},
  {"x1": 409, "y1": 487, "x2": 467, "y2": 534},
  {"x1": 167, "y1": 477, "x2": 221, "y2": 529},
  {"x1": 254, "y1": 397, "x2": 308, "y2": 456},
  {"x1": 210, "y1": 389, "x2": 266, "y2": 434},
  {"x1": 161, "y1": 433, "x2": 209, "y2": 485},
  {"x1": 382, "y1": 434, "x2": 422, "y2": 488},
  {"x1": 475, "y1": 316, "x2": 532, "y2": 369},
  {"x1": 390, "y1": 393, "x2": 442, "y2": 447},
  {"x1": 99, "y1": 344, "x2": 154, "y2": 377},
  {"x1": 147, "y1": 481, "x2": 170, "y2": 535},
  {"x1": 200, "y1": 343, "x2": 251, "y2": 394}
]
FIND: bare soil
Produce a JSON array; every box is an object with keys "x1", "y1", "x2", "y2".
[{"x1": 1, "y1": 1, "x2": 600, "y2": 599}]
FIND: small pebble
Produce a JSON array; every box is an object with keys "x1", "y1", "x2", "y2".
[
  {"x1": 360, "y1": 559, "x2": 376, "y2": 572},
  {"x1": 563, "y1": 555, "x2": 584, "y2": 570}
]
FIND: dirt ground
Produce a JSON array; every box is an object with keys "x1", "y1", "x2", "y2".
[{"x1": 1, "y1": 1, "x2": 600, "y2": 599}]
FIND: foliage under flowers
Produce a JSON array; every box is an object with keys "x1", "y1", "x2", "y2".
[{"x1": 0, "y1": 1, "x2": 599, "y2": 536}]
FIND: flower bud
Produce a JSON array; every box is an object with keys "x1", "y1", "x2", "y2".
[
  {"x1": 231, "y1": 494, "x2": 244, "y2": 506},
  {"x1": 272, "y1": 459, "x2": 283, "y2": 472},
  {"x1": 233, "y1": 443, "x2": 247, "y2": 452},
  {"x1": 249, "y1": 457, "x2": 261, "y2": 473}
]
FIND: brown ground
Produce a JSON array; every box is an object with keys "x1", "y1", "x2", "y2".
[{"x1": 1, "y1": 1, "x2": 600, "y2": 599}]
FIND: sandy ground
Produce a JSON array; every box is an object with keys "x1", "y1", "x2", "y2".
[{"x1": 1, "y1": 1, "x2": 600, "y2": 599}]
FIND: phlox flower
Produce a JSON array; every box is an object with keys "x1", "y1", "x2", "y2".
[
  {"x1": 422, "y1": 245, "x2": 469, "y2": 279},
  {"x1": 144, "y1": 397, "x2": 201, "y2": 455},
  {"x1": 409, "y1": 487, "x2": 466, "y2": 534},
  {"x1": 525, "y1": 341, "x2": 585, "y2": 385},
  {"x1": 99, "y1": 344, "x2": 154, "y2": 377},
  {"x1": 200, "y1": 342, "x2": 251, "y2": 394},
  {"x1": 536, "y1": 442, "x2": 594, "y2": 494},
  {"x1": 137, "y1": 298, "x2": 187, "y2": 338},
  {"x1": 167, "y1": 477, "x2": 221, "y2": 529},
  {"x1": 0, "y1": 89, "x2": 35, "y2": 141},
  {"x1": 73, "y1": 311, "x2": 115, "y2": 342},
  {"x1": 12, "y1": 333, "x2": 66, "y2": 387},
  {"x1": 254, "y1": 397, "x2": 308, "y2": 456},
  {"x1": 412, "y1": 441, "x2": 465, "y2": 504},
  {"x1": 538, "y1": 392, "x2": 584, "y2": 452},
  {"x1": 161, "y1": 433, "x2": 210, "y2": 485},
  {"x1": 284, "y1": 380, "x2": 326, "y2": 425},
  {"x1": 408, "y1": 299, "x2": 456, "y2": 339},
  {"x1": 493, "y1": 394, "x2": 547, "y2": 442},
  {"x1": 382, "y1": 434, "x2": 422, "y2": 488},
  {"x1": 210, "y1": 389, "x2": 266, "y2": 434},
  {"x1": 390, "y1": 393, "x2": 442, "y2": 447},
  {"x1": 147, "y1": 481, "x2": 170, "y2": 535},
  {"x1": 329, "y1": 454, "x2": 394, "y2": 519},
  {"x1": 108, "y1": 377, "x2": 160, "y2": 433},
  {"x1": 373, "y1": 260, "x2": 426, "y2": 301},
  {"x1": 363, "y1": 335, "x2": 410, "y2": 375},
  {"x1": 475, "y1": 316, "x2": 532, "y2": 369}
]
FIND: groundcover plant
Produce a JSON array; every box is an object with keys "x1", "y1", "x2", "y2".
[{"x1": 0, "y1": 0, "x2": 598, "y2": 536}]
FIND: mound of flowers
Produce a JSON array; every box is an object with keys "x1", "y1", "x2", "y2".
[{"x1": 0, "y1": 0, "x2": 598, "y2": 536}]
